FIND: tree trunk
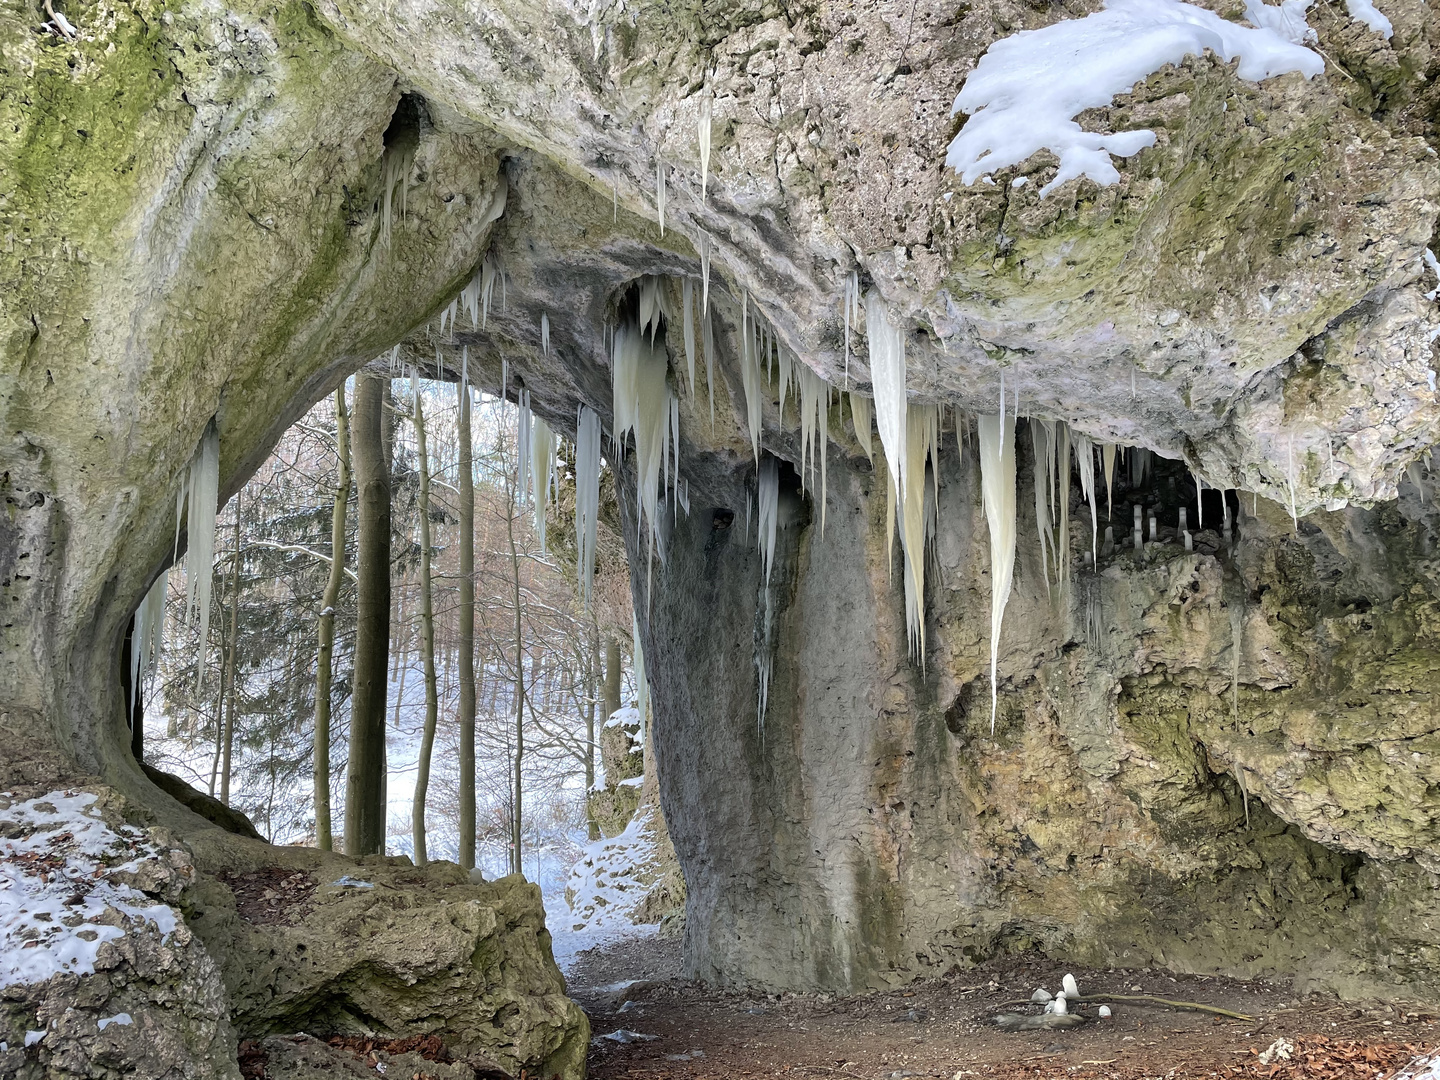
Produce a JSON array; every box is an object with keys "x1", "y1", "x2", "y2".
[
  {"x1": 603, "y1": 634, "x2": 621, "y2": 721},
  {"x1": 457, "y1": 380, "x2": 477, "y2": 870},
  {"x1": 220, "y1": 490, "x2": 243, "y2": 806},
  {"x1": 507, "y1": 475, "x2": 525, "y2": 877},
  {"x1": 314, "y1": 385, "x2": 350, "y2": 851},
  {"x1": 345, "y1": 373, "x2": 391, "y2": 857},
  {"x1": 586, "y1": 618, "x2": 599, "y2": 840},
  {"x1": 411, "y1": 382, "x2": 439, "y2": 867}
]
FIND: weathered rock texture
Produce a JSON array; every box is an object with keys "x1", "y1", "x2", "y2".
[{"x1": 4, "y1": 0, "x2": 1440, "y2": 1060}]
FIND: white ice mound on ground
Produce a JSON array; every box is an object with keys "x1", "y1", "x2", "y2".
[
  {"x1": 946, "y1": 0, "x2": 1325, "y2": 195},
  {"x1": 0, "y1": 791, "x2": 180, "y2": 988}
]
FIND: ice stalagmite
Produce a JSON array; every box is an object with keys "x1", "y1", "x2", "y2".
[
  {"x1": 698, "y1": 96, "x2": 713, "y2": 202},
  {"x1": 575, "y1": 407, "x2": 602, "y2": 611},
  {"x1": 865, "y1": 291, "x2": 909, "y2": 511},
  {"x1": 540, "y1": 312, "x2": 550, "y2": 356},
  {"x1": 850, "y1": 393, "x2": 874, "y2": 464},
  {"x1": 184, "y1": 422, "x2": 220, "y2": 693},
  {"x1": 978, "y1": 405, "x2": 1017, "y2": 733},
  {"x1": 682, "y1": 279, "x2": 697, "y2": 392}
]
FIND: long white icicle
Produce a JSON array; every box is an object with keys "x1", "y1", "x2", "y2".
[
  {"x1": 575, "y1": 406, "x2": 602, "y2": 610},
  {"x1": 866, "y1": 291, "x2": 908, "y2": 511},
  {"x1": 978, "y1": 402, "x2": 1016, "y2": 734}
]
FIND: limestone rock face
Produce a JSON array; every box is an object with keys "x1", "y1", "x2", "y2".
[
  {"x1": 5, "y1": 0, "x2": 1440, "y2": 1057},
  {"x1": 184, "y1": 845, "x2": 588, "y2": 1078}
]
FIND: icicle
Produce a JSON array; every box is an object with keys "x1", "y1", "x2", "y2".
[
  {"x1": 481, "y1": 257, "x2": 500, "y2": 329},
  {"x1": 1102, "y1": 443, "x2": 1116, "y2": 519},
  {"x1": 500, "y1": 355, "x2": 508, "y2": 400},
  {"x1": 633, "y1": 612, "x2": 649, "y2": 725},
  {"x1": 899, "y1": 404, "x2": 940, "y2": 659},
  {"x1": 698, "y1": 95, "x2": 713, "y2": 203},
  {"x1": 702, "y1": 302, "x2": 716, "y2": 429},
  {"x1": 1031, "y1": 421, "x2": 1051, "y2": 586},
  {"x1": 978, "y1": 404, "x2": 1017, "y2": 734},
  {"x1": 531, "y1": 415, "x2": 556, "y2": 554},
  {"x1": 183, "y1": 422, "x2": 220, "y2": 694},
  {"x1": 1131, "y1": 364, "x2": 1136, "y2": 399},
  {"x1": 682, "y1": 279, "x2": 697, "y2": 392},
  {"x1": 613, "y1": 324, "x2": 675, "y2": 552},
  {"x1": 379, "y1": 137, "x2": 415, "y2": 250},
  {"x1": 1073, "y1": 432, "x2": 1098, "y2": 569},
  {"x1": 1057, "y1": 423, "x2": 1071, "y2": 586},
  {"x1": 796, "y1": 363, "x2": 831, "y2": 535},
  {"x1": 460, "y1": 345, "x2": 469, "y2": 389},
  {"x1": 130, "y1": 573, "x2": 167, "y2": 716},
  {"x1": 865, "y1": 291, "x2": 909, "y2": 512},
  {"x1": 541, "y1": 312, "x2": 550, "y2": 356},
  {"x1": 739, "y1": 292, "x2": 763, "y2": 464},
  {"x1": 843, "y1": 271, "x2": 860, "y2": 389},
  {"x1": 699, "y1": 233, "x2": 712, "y2": 315},
  {"x1": 656, "y1": 157, "x2": 666, "y2": 236},
  {"x1": 572, "y1": 409, "x2": 600, "y2": 607},
  {"x1": 1194, "y1": 469, "x2": 1204, "y2": 529},
  {"x1": 757, "y1": 457, "x2": 780, "y2": 585},
  {"x1": 1286, "y1": 433, "x2": 1299, "y2": 533},
  {"x1": 850, "y1": 393, "x2": 874, "y2": 464},
  {"x1": 756, "y1": 459, "x2": 779, "y2": 736},
  {"x1": 517, "y1": 389, "x2": 533, "y2": 509}
]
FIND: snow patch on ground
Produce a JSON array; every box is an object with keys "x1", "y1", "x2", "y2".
[
  {"x1": 550, "y1": 804, "x2": 663, "y2": 972},
  {"x1": 0, "y1": 791, "x2": 180, "y2": 988},
  {"x1": 946, "y1": 0, "x2": 1324, "y2": 195}
]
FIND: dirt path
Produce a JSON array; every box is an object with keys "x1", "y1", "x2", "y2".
[{"x1": 568, "y1": 939, "x2": 1439, "y2": 1079}]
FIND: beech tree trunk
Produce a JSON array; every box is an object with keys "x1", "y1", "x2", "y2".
[
  {"x1": 603, "y1": 635, "x2": 621, "y2": 721},
  {"x1": 507, "y1": 474, "x2": 525, "y2": 877},
  {"x1": 219, "y1": 491, "x2": 243, "y2": 806},
  {"x1": 457, "y1": 380, "x2": 477, "y2": 870},
  {"x1": 345, "y1": 373, "x2": 391, "y2": 857},
  {"x1": 411, "y1": 381, "x2": 439, "y2": 866},
  {"x1": 314, "y1": 385, "x2": 349, "y2": 851}
]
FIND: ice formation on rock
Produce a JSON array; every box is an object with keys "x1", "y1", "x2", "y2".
[{"x1": 978, "y1": 404, "x2": 1017, "y2": 732}]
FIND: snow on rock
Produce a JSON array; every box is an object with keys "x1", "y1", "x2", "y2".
[
  {"x1": 1344, "y1": 0, "x2": 1392, "y2": 37},
  {"x1": 604, "y1": 704, "x2": 641, "y2": 732},
  {"x1": 0, "y1": 791, "x2": 181, "y2": 988},
  {"x1": 946, "y1": 0, "x2": 1324, "y2": 195}
]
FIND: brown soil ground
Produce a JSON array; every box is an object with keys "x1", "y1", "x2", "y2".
[{"x1": 568, "y1": 937, "x2": 1439, "y2": 1080}]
